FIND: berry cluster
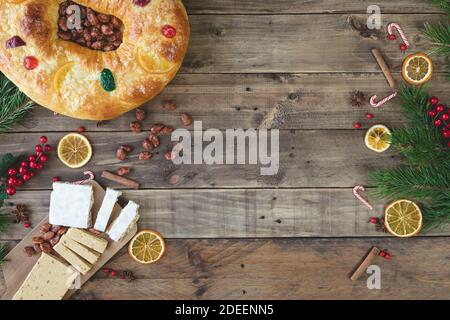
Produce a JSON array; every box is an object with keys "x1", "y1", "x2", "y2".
[
  {"x1": 388, "y1": 34, "x2": 407, "y2": 52},
  {"x1": 5, "y1": 136, "x2": 52, "y2": 196},
  {"x1": 378, "y1": 250, "x2": 392, "y2": 260},
  {"x1": 427, "y1": 96, "x2": 450, "y2": 147}
]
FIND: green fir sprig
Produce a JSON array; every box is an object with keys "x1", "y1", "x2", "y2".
[
  {"x1": 0, "y1": 244, "x2": 6, "y2": 265},
  {"x1": 369, "y1": 86, "x2": 450, "y2": 230},
  {"x1": 0, "y1": 72, "x2": 35, "y2": 133}
]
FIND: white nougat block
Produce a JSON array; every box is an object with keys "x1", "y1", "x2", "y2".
[
  {"x1": 49, "y1": 182, "x2": 94, "y2": 228},
  {"x1": 93, "y1": 188, "x2": 122, "y2": 232},
  {"x1": 107, "y1": 200, "x2": 140, "y2": 241}
]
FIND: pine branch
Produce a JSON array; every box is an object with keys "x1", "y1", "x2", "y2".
[
  {"x1": 430, "y1": 0, "x2": 450, "y2": 15},
  {"x1": 0, "y1": 73, "x2": 35, "y2": 133},
  {"x1": 0, "y1": 244, "x2": 6, "y2": 265},
  {"x1": 424, "y1": 22, "x2": 450, "y2": 57},
  {"x1": 0, "y1": 211, "x2": 10, "y2": 233}
]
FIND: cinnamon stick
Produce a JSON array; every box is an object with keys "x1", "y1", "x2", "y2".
[
  {"x1": 350, "y1": 246, "x2": 380, "y2": 283},
  {"x1": 371, "y1": 48, "x2": 396, "y2": 89},
  {"x1": 101, "y1": 171, "x2": 140, "y2": 189}
]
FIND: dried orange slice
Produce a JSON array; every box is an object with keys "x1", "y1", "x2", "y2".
[
  {"x1": 128, "y1": 230, "x2": 166, "y2": 264},
  {"x1": 136, "y1": 47, "x2": 174, "y2": 74},
  {"x1": 57, "y1": 133, "x2": 92, "y2": 168},
  {"x1": 402, "y1": 53, "x2": 433, "y2": 85},
  {"x1": 384, "y1": 199, "x2": 423, "y2": 238},
  {"x1": 364, "y1": 125, "x2": 391, "y2": 153},
  {"x1": 53, "y1": 62, "x2": 74, "y2": 93}
]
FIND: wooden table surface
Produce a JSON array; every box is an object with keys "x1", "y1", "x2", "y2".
[{"x1": 1, "y1": 0, "x2": 450, "y2": 299}]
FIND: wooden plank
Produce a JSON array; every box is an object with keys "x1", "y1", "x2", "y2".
[
  {"x1": 0, "y1": 130, "x2": 401, "y2": 189},
  {"x1": 11, "y1": 73, "x2": 450, "y2": 132},
  {"x1": 2, "y1": 237, "x2": 447, "y2": 300},
  {"x1": 184, "y1": 0, "x2": 444, "y2": 14},
  {"x1": 2, "y1": 189, "x2": 449, "y2": 240},
  {"x1": 181, "y1": 14, "x2": 446, "y2": 73}
]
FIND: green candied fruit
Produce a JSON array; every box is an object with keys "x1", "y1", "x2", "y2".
[{"x1": 100, "y1": 68, "x2": 116, "y2": 92}]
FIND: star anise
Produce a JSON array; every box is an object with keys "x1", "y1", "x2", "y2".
[
  {"x1": 11, "y1": 205, "x2": 30, "y2": 224},
  {"x1": 349, "y1": 90, "x2": 367, "y2": 107},
  {"x1": 120, "y1": 270, "x2": 135, "y2": 281}
]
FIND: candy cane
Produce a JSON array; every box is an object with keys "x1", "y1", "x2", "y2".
[
  {"x1": 353, "y1": 185, "x2": 373, "y2": 210},
  {"x1": 370, "y1": 92, "x2": 397, "y2": 108},
  {"x1": 73, "y1": 171, "x2": 95, "y2": 184},
  {"x1": 387, "y1": 22, "x2": 409, "y2": 48}
]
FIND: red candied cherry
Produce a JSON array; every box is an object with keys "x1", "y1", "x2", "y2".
[
  {"x1": 35, "y1": 144, "x2": 43, "y2": 154},
  {"x1": 39, "y1": 136, "x2": 48, "y2": 144},
  {"x1": 7, "y1": 168, "x2": 17, "y2": 176},
  {"x1": 44, "y1": 144, "x2": 52, "y2": 152},
  {"x1": 436, "y1": 105, "x2": 445, "y2": 113},
  {"x1": 23, "y1": 173, "x2": 32, "y2": 181},
  {"x1": 6, "y1": 186, "x2": 16, "y2": 196},
  {"x1": 20, "y1": 161, "x2": 29, "y2": 168},
  {"x1": 428, "y1": 109, "x2": 437, "y2": 117},
  {"x1": 399, "y1": 43, "x2": 408, "y2": 52},
  {"x1": 442, "y1": 113, "x2": 449, "y2": 121},
  {"x1": 434, "y1": 119, "x2": 442, "y2": 127},
  {"x1": 18, "y1": 166, "x2": 27, "y2": 175},
  {"x1": 161, "y1": 25, "x2": 176, "y2": 38},
  {"x1": 7, "y1": 177, "x2": 16, "y2": 186},
  {"x1": 430, "y1": 96, "x2": 439, "y2": 105},
  {"x1": 353, "y1": 122, "x2": 362, "y2": 129},
  {"x1": 23, "y1": 56, "x2": 39, "y2": 70},
  {"x1": 40, "y1": 154, "x2": 49, "y2": 163},
  {"x1": 52, "y1": 176, "x2": 61, "y2": 182},
  {"x1": 133, "y1": 0, "x2": 151, "y2": 7},
  {"x1": 388, "y1": 34, "x2": 396, "y2": 41},
  {"x1": 365, "y1": 113, "x2": 374, "y2": 119},
  {"x1": 28, "y1": 155, "x2": 36, "y2": 162}
]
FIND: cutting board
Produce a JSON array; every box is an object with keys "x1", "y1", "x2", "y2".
[{"x1": 1, "y1": 180, "x2": 137, "y2": 300}]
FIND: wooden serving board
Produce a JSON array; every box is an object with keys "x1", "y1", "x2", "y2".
[{"x1": 1, "y1": 180, "x2": 137, "y2": 300}]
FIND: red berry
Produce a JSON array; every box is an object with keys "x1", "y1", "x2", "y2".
[
  {"x1": 110, "y1": 270, "x2": 117, "y2": 277},
  {"x1": 23, "y1": 56, "x2": 39, "y2": 70},
  {"x1": 369, "y1": 217, "x2": 379, "y2": 224},
  {"x1": 29, "y1": 171, "x2": 35, "y2": 177},
  {"x1": 23, "y1": 173, "x2": 32, "y2": 181},
  {"x1": 29, "y1": 161, "x2": 37, "y2": 169},
  {"x1": 7, "y1": 177, "x2": 16, "y2": 186},
  {"x1": 28, "y1": 155, "x2": 36, "y2": 162},
  {"x1": 52, "y1": 176, "x2": 61, "y2": 182},
  {"x1": 35, "y1": 144, "x2": 42, "y2": 154},
  {"x1": 39, "y1": 136, "x2": 48, "y2": 144},
  {"x1": 443, "y1": 130, "x2": 450, "y2": 139},
  {"x1": 44, "y1": 144, "x2": 52, "y2": 152},
  {"x1": 436, "y1": 105, "x2": 445, "y2": 113},
  {"x1": 20, "y1": 161, "x2": 29, "y2": 168},
  {"x1": 18, "y1": 166, "x2": 27, "y2": 175},
  {"x1": 434, "y1": 119, "x2": 442, "y2": 127},
  {"x1": 448, "y1": 141, "x2": 450, "y2": 148},
  {"x1": 399, "y1": 43, "x2": 408, "y2": 51},
  {"x1": 384, "y1": 253, "x2": 392, "y2": 260},
  {"x1": 6, "y1": 186, "x2": 16, "y2": 196},
  {"x1": 77, "y1": 126, "x2": 86, "y2": 133},
  {"x1": 365, "y1": 113, "x2": 374, "y2": 119},
  {"x1": 15, "y1": 178, "x2": 24, "y2": 187},
  {"x1": 353, "y1": 122, "x2": 361, "y2": 129},
  {"x1": 40, "y1": 154, "x2": 49, "y2": 163},
  {"x1": 428, "y1": 109, "x2": 437, "y2": 117},
  {"x1": 23, "y1": 222, "x2": 31, "y2": 229},
  {"x1": 442, "y1": 113, "x2": 449, "y2": 121},
  {"x1": 102, "y1": 267, "x2": 111, "y2": 274},
  {"x1": 7, "y1": 168, "x2": 17, "y2": 176},
  {"x1": 388, "y1": 34, "x2": 396, "y2": 41},
  {"x1": 379, "y1": 251, "x2": 386, "y2": 257},
  {"x1": 161, "y1": 25, "x2": 176, "y2": 38},
  {"x1": 430, "y1": 96, "x2": 439, "y2": 105},
  {"x1": 35, "y1": 163, "x2": 43, "y2": 170}
]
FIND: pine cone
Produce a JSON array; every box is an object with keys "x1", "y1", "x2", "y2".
[{"x1": 349, "y1": 90, "x2": 366, "y2": 107}]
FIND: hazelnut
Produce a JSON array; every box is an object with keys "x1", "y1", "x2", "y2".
[
  {"x1": 33, "y1": 244, "x2": 42, "y2": 253},
  {"x1": 49, "y1": 235, "x2": 60, "y2": 247},
  {"x1": 24, "y1": 246, "x2": 36, "y2": 257},
  {"x1": 139, "y1": 151, "x2": 153, "y2": 161},
  {"x1": 116, "y1": 148, "x2": 127, "y2": 161},
  {"x1": 56, "y1": 227, "x2": 68, "y2": 236},
  {"x1": 151, "y1": 124, "x2": 165, "y2": 135},
  {"x1": 120, "y1": 145, "x2": 134, "y2": 153},
  {"x1": 135, "y1": 108, "x2": 146, "y2": 122},
  {"x1": 40, "y1": 223, "x2": 52, "y2": 234},
  {"x1": 142, "y1": 138, "x2": 153, "y2": 150},
  {"x1": 181, "y1": 113, "x2": 193, "y2": 126},
  {"x1": 149, "y1": 134, "x2": 160, "y2": 148},
  {"x1": 130, "y1": 121, "x2": 142, "y2": 133},
  {"x1": 32, "y1": 236, "x2": 44, "y2": 245},
  {"x1": 118, "y1": 167, "x2": 131, "y2": 176},
  {"x1": 43, "y1": 231, "x2": 55, "y2": 241},
  {"x1": 51, "y1": 225, "x2": 61, "y2": 233},
  {"x1": 161, "y1": 126, "x2": 174, "y2": 135},
  {"x1": 163, "y1": 100, "x2": 177, "y2": 111},
  {"x1": 40, "y1": 242, "x2": 52, "y2": 254}
]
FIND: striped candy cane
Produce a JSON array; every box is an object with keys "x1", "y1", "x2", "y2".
[
  {"x1": 353, "y1": 185, "x2": 373, "y2": 210},
  {"x1": 370, "y1": 92, "x2": 397, "y2": 108},
  {"x1": 387, "y1": 23, "x2": 409, "y2": 49},
  {"x1": 73, "y1": 171, "x2": 95, "y2": 184}
]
